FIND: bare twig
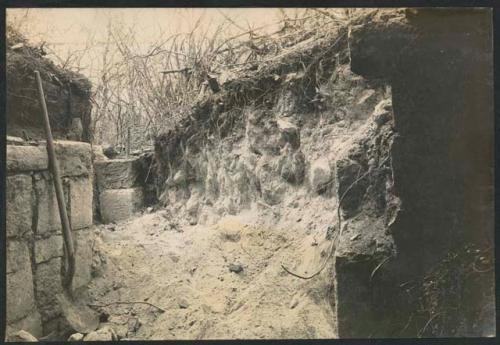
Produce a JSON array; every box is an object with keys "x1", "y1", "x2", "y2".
[
  {"x1": 370, "y1": 256, "x2": 391, "y2": 282},
  {"x1": 282, "y1": 156, "x2": 391, "y2": 280},
  {"x1": 418, "y1": 312, "x2": 442, "y2": 337}
]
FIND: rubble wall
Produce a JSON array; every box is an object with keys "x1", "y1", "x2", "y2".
[{"x1": 5, "y1": 140, "x2": 96, "y2": 338}]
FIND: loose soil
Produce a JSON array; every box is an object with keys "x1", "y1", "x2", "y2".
[{"x1": 87, "y1": 206, "x2": 337, "y2": 340}]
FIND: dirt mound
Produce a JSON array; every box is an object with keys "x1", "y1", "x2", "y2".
[{"x1": 6, "y1": 26, "x2": 92, "y2": 141}]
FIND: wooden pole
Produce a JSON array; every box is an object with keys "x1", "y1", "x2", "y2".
[
  {"x1": 127, "y1": 127, "x2": 131, "y2": 157},
  {"x1": 35, "y1": 70, "x2": 75, "y2": 293}
]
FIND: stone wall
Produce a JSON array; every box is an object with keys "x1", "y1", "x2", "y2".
[
  {"x1": 94, "y1": 158, "x2": 145, "y2": 223},
  {"x1": 6, "y1": 140, "x2": 95, "y2": 338}
]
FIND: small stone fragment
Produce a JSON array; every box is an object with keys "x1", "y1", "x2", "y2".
[
  {"x1": 68, "y1": 333, "x2": 84, "y2": 341},
  {"x1": 84, "y1": 326, "x2": 117, "y2": 341},
  {"x1": 10, "y1": 330, "x2": 38, "y2": 342},
  {"x1": 289, "y1": 295, "x2": 300, "y2": 309},
  {"x1": 229, "y1": 263, "x2": 244, "y2": 274},
  {"x1": 178, "y1": 298, "x2": 189, "y2": 309},
  {"x1": 127, "y1": 317, "x2": 142, "y2": 333}
]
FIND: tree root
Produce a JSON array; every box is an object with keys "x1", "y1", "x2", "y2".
[{"x1": 88, "y1": 301, "x2": 166, "y2": 313}]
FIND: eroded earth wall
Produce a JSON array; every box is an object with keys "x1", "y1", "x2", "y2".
[
  {"x1": 152, "y1": 8, "x2": 494, "y2": 338},
  {"x1": 337, "y1": 8, "x2": 494, "y2": 337}
]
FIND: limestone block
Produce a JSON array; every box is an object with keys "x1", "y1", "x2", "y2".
[
  {"x1": 7, "y1": 141, "x2": 92, "y2": 177},
  {"x1": 7, "y1": 145, "x2": 47, "y2": 173},
  {"x1": 34, "y1": 173, "x2": 66, "y2": 235},
  {"x1": 6, "y1": 240, "x2": 32, "y2": 274},
  {"x1": 7, "y1": 269, "x2": 37, "y2": 323},
  {"x1": 6, "y1": 174, "x2": 33, "y2": 239},
  {"x1": 34, "y1": 235, "x2": 63, "y2": 264},
  {"x1": 54, "y1": 140, "x2": 92, "y2": 177},
  {"x1": 92, "y1": 145, "x2": 108, "y2": 162},
  {"x1": 99, "y1": 188, "x2": 144, "y2": 223},
  {"x1": 35, "y1": 258, "x2": 63, "y2": 321},
  {"x1": 94, "y1": 158, "x2": 141, "y2": 190},
  {"x1": 310, "y1": 158, "x2": 332, "y2": 193},
  {"x1": 74, "y1": 229, "x2": 94, "y2": 289},
  {"x1": 6, "y1": 311, "x2": 43, "y2": 339},
  {"x1": 69, "y1": 177, "x2": 93, "y2": 230}
]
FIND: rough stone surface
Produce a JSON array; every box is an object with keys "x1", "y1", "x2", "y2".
[
  {"x1": 34, "y1": 173, "x2": 65, "y2": 235},
  {"x1": 92, "y1": 145, "x2": 108, "y2": 162},
  {"x1": 277, "y1": 118, "x2": 300, "y2": 150},
  {"x1": 54, "y1": 141, "x2": 93, "y2": 177},
  {"x1": 68, "y1": 333, "x2": 84, "y2": 341},
  {"x1": 6, "y1": 240, "x2": 32, "y2": 274},
  {"x1": 6, "y1": 269, "x2": 37, "y2": 324},
  {"x1": 95, "y1": 158, "x2": 142, "y2": 190},
  {"x1": 99, "y1": 188, "x2": 144, "y2": 223},
  {"x1": 7, "y1": 145, "x2": 48, "y2": 172},
  {"x1": 309, "y1": 158, "x2": 332, "y2": 193},
  {"x1": 246, "y1": 110, "x2": 283, "y2": 155},
  {"x1": 69, "y1": 177, "x2": 93, "y2": 230},
  {"x1": 6, "y1": 311, "x2": 43, "y2": 339},
  {"x1": 34, "y1": 235, "x2": 63, "y2": 264},
  {"x1": 83, "y1": 326, "x2": 117, "y2": 341},
  {"x1": 74, "y1": 229, "x2": 94, "y2": 289},
  {"x1": 6, "y1": 174, "x2": 33, "y2": 239},
  {"x1": 7, "y1": 330, "x2": 38, "y2": 342},
  {"x1": 279, "y1": 149, "x2": 306, "y2": 184},
  {"x1": 7, "y1": 141, "x2": 92, "y2": 177},
  {"x1": 35, "y1": 258, "x2": 63, "y2": 321}
]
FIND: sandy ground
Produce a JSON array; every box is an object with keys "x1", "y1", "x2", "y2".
[{"x1": 87, "y1": 205, "x2": 338, "y2": 340}]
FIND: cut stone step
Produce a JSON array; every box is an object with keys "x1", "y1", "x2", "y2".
[{"x1": 99, "y1": 188, "x2": 144, "y2": 224}]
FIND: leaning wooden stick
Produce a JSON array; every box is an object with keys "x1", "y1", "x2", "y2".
[{"x1": 35, "y1": 70, "x2": 76, "y2": 293}]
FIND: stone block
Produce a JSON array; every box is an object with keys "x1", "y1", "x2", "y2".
[
  {"x1": 35, "y1": 258, "x2": 63, "y2": 321},
  {"x1": 99, "y1": 188, "x2": 144, "y2": 224},
  {"x1": 54, "y1": 140, "x2": 92, "y2": 177},
  {"x1": 7, "y1": 269, "x2": 37, "y2": 323},
  {"x1": 69, "y1": 177, "x2": 93, "y2": 230},
  {"x1": 34, "y1": 173, "x2": 66, "y2": 235},
  {"x1": 92, "y1": 145, "x2": 108, "y2": 162},
  {"x1": 34, "y1": 235, "x2": 63, "y2": 264},
  {"x1": 6, "y1": 174, "x2": 33, "y2": 239},
  {"x1": 7, "y1": 141, "x2": 92, "y2": 177},
  {"x1": 74, "y1": 229, "x2": 94, "y2": 289},
  {"x1": 6, "y1": 311, "x2": 43, "y2": 339},
  {"x1": 7, "y1": 145, "x2": 48, "y2": 173},
  {"x1": 94, "y1": 158, "x2": 142, "y2": 190},
  {"x1": 6, "y1": 240, "x2": 32, "y2": 274},
  {"x1": 310, "y1": 158, "x2": 332, "y2": 193}
]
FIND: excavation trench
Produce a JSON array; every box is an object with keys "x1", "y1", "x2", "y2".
[{"x1": 5, "y1": 8, "x2": 494, "y2": 341}]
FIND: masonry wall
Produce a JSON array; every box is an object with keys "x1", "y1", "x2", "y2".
[{"x1": 6, "y1": 140, "x2": 95, "y2": 338}]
